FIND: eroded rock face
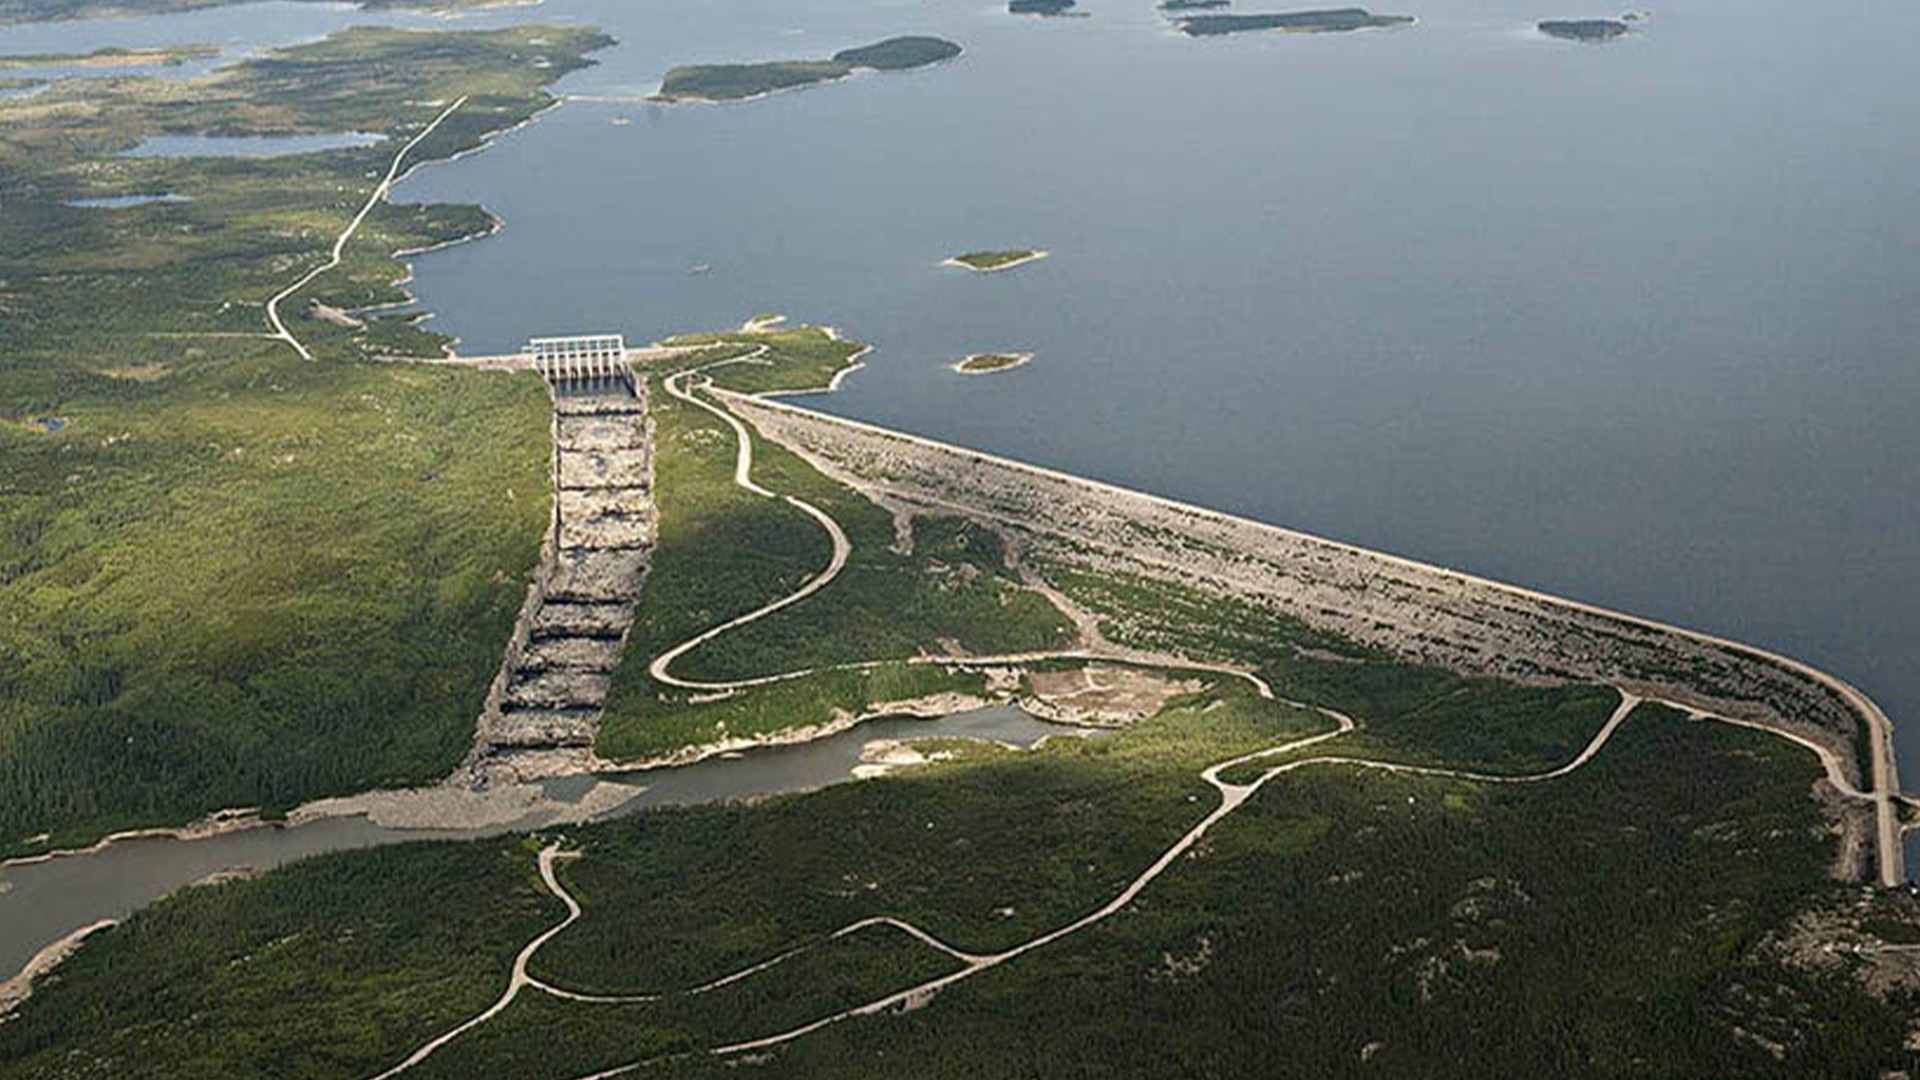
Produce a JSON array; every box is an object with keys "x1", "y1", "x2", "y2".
[{"x1": 467, "y1": 379, "x2": 655, "y2": 782}]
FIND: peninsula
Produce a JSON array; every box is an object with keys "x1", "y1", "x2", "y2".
[
  {"x1": 943, "y1": 248, "x2": 1049, "y2": 272},
  {"x1": 1176, "y1": 8, "x2": 1415, "y2": 34},
  {"x1": 655, "y1": 35, "x2": 962, "y2": 103}
]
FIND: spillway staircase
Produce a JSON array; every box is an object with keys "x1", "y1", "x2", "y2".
[{"x1": 466, "y1": 335, "x2": 655, "y2": 783}]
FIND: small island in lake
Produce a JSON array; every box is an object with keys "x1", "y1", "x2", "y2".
[
  {"x1": 656, "y1": 35, "x2": 961, "y2": 102},
  {"x1": 944, "y1": 249, "x2": 1049, "y2": 272},
  {"x1": 954, "y1": 352, "x2": 1035, "y2": 374},
  {"x1": 1010, "y1": 0, "x2": 1080, "y2": 15},
  {"x1": 1176, "y1": 8, "x2": 1414, "y2": 34},
  {"x1": 1538, "y1": 18, "x2": 1632, "y2": 41},
  {"x1": 1161, "y1": 0, "x2": 1232, "y2": 9}
]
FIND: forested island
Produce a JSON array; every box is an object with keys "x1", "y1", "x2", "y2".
[
  {"x1": 0, "y1": 0, "x2": 504, "y2": 25},
  {"x1": 655, "y1": 35, "x2": 961, "y2": 102},
  {"x1": 1176, "y1": 7, "x2": 1415, "y2": 34},
  {"x1": 944, "y1": 248, "x2": 1048, "y2": 272},
  {"x1": 1538, "y1": 18, "x2": 1632, "y2": 40},
  {"x1": 1161, "y1": 0, "x2": 1232, "y2": 10},
  {"x1": 954, "y1": 351, "x2": 1034, "y2": 373},
  {"x1": 0, "y1": 20, "x2": 612, "y2": 861}
]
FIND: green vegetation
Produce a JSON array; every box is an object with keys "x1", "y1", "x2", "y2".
[
  {"x1": 654, "y1": 36, "x2": 961, "y2": 103},
  {"x1": 0, "y1": 45, "x2": 218, "y2": 69},
  {"x1": 829, "y1": 36, "x2": 963, "y2": 71},
  {"x1": 0, "y1": 0, "x2": 510, "y2": 27},
  {"x1": 0, "y1": 13, "x2": 1900, "y2": 1075},
  {"x1": 1161, "y1": 0, "x2": 1231, "y2": 10},
  {"x1": 595, "y1": 327, "x2": 1074, "y2": 762},
  {"x1": 656, "y1": 59, "x2": 846, "y2": 103},
  {"x1": 945, "y1": 248, "x2": 1044, "y2": 271},
  {"x1": 0, "y1": 25, "x2": 610, "y2": 855},
  {"x1": 0, "y1": 840, "x2": 562, "y2": 1078},
  {"x1": 0, "y1": 351, "x2": 551, "y2": 855},
  {"x1": 6, "y1": 684, "x2": 1905, "y2": 1076},
  {"x1": 953, "y1": 351, "x2": 1031, "y2": 373},
  {"x1": 1538, "y1": 18, "x2": 1632, "y2": 41},
  {"x1": 1, "y1": 308, "x2": 1903, "y2": 1069},
  {"x1": 1176, "y1": 8, "x2": 1415, "y2": 34}
]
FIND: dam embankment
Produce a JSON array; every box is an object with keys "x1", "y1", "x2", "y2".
[{"x1": 723, "y1": 390, "x2": 1904, "y2": 884}]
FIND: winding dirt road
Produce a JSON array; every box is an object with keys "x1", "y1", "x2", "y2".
[
  {"x1": 649, "y1": 362, "x2": 1275, "y2": 699},
  {"x1": 265, "y1": 96, "x2": 468, "y2": 361}
]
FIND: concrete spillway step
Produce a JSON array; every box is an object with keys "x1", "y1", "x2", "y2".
[
  {"x1": 502, "y1": 669, "x2": 612, "y2": 710},
  {"x1": 530, "y1": 601, "x2": 633, "y2": 639},
  {"x1": 547, "y1": 549, "x2": 647, "y2": 602},
  {"x1": 556, "y1": 395, "x2": 646, "y2": 417},
  {"x1": 521, "y1": 636, "x2": 624, "y2": 672},
  {"x1": 559, "y1": 414, "x2": 649, "y2": 452},
  {"x1": 558, "y1": 448, "x2": 652, "y2": 490},
  {"x1": 560, "y1": 512, "x2": 655, "y2": 551},
  {"x1": 560, "y1": 488, "x2": 653, "y2": 519},
  {"x1": 490, "y1": 707, "x2": 598, "y2": 749}
]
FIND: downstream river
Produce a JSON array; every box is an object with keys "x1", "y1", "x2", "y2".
[
  {"x1": 0, "y1": 705, "x2": 1076, "y2": 983},
  {"x1": 3, "y1": 0, "x2": 1917, "y2": 973}
]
